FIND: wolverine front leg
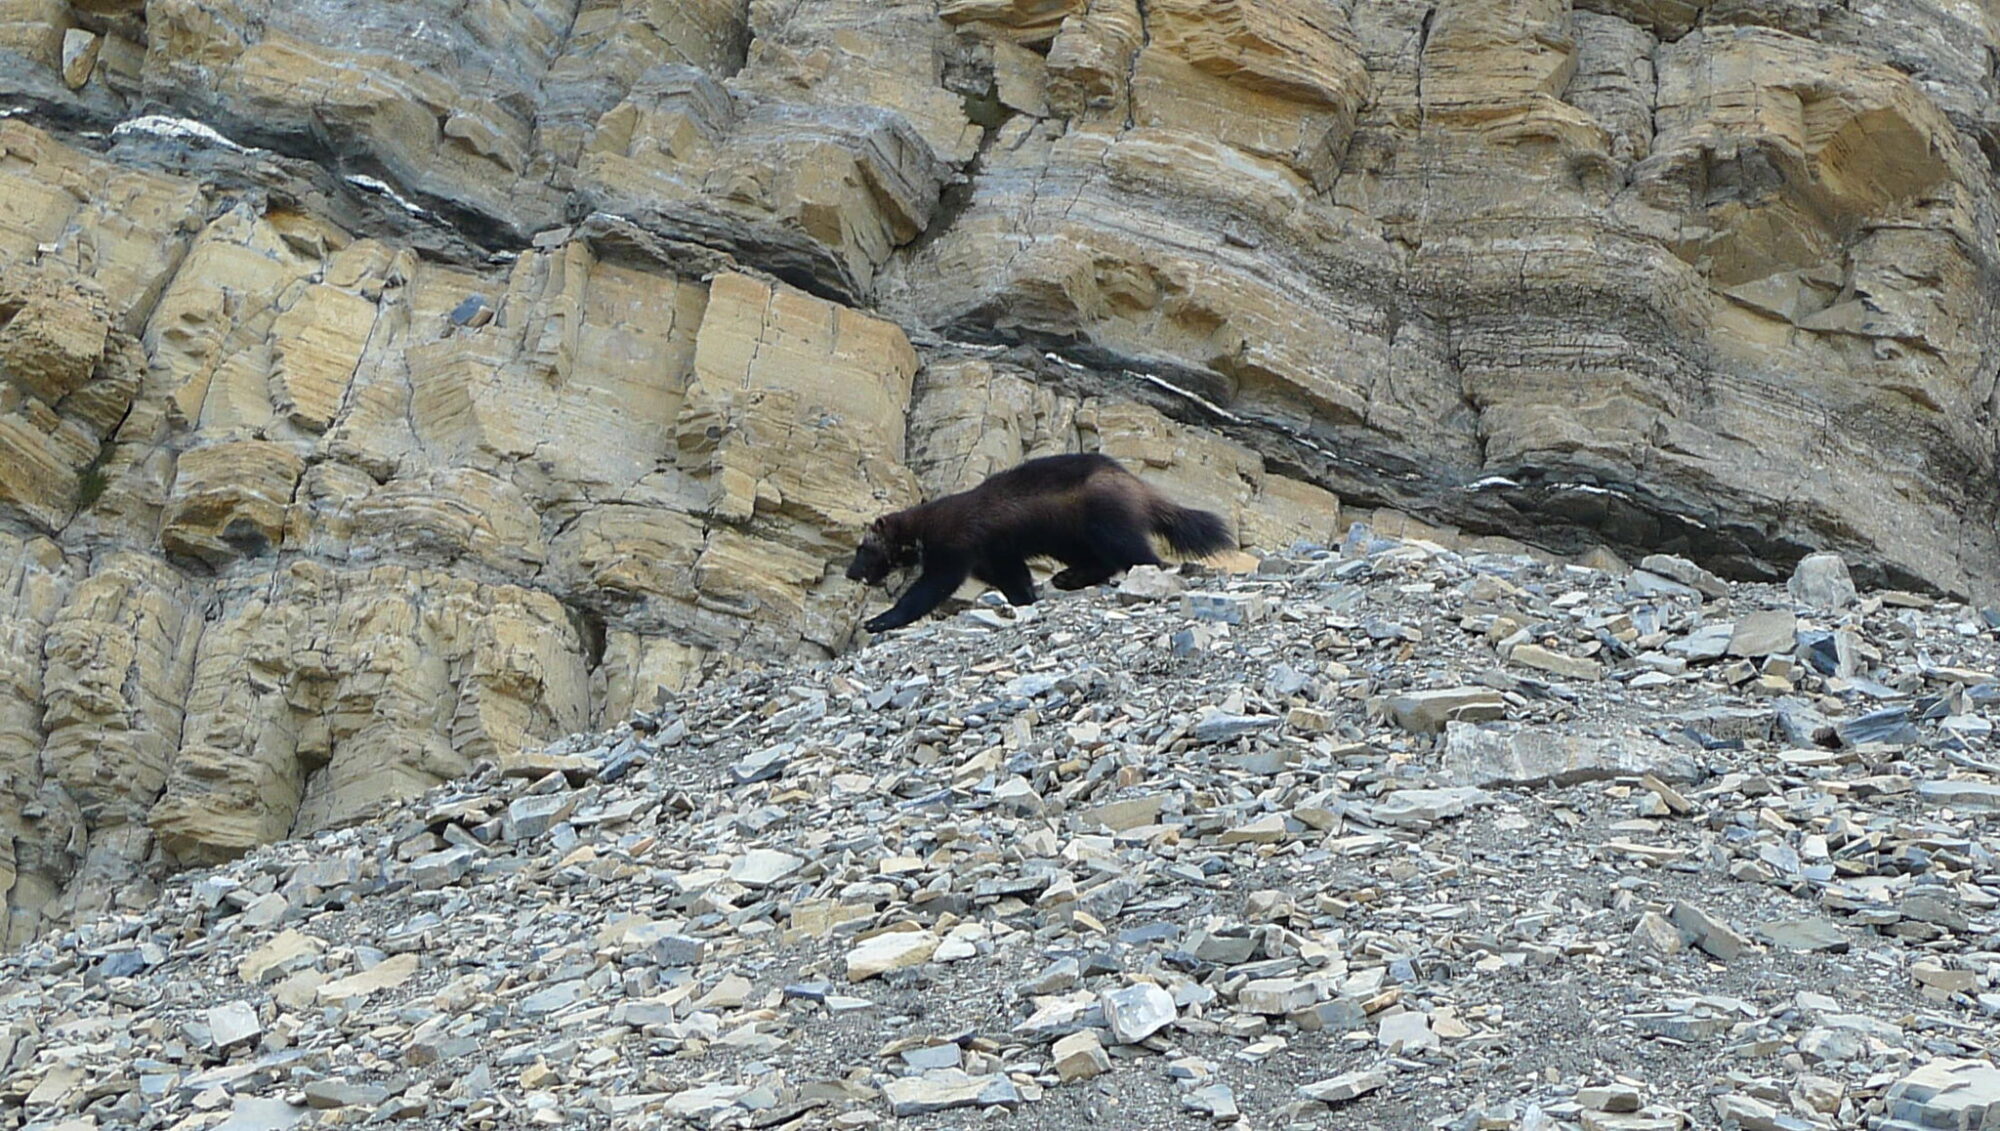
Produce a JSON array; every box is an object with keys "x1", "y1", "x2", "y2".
[
  {"x1": 864, "y1": 556, "x2": 968, "y2": 633},
  {"x1": 976, "y1": 555, "x2": 1037, "y2": 607}
]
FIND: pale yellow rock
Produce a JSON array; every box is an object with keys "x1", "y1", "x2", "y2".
[
  {"x1": 39, "y1": 553, "x2": 200, "y2": 825},
  {"x1": 161, "y1": 441, "x2": 306, "y2": 563},
  {"x1": 1052, "y1": 1030, "x2": 1110, "y2": 1080},
  {"x1": 845, "y1": 926, "x2": 940, "y2": 982},
  {"x1": 679, "y1": 271, "x2": 920, "y2": 520},
  {"x1": 1417, "y1": 0, "x2": 1608, "y2": 155},
  {"x1": 789, "y1": 899, "x2": 875, "y2": 941},
  {"x1": 59, "y1": 27, "x2": 98, "y2": 87},
  {"x1": 940, "y1": 0, "x2": 1082, "y2": 45},
  {"x1": 274, "y1": 969, "x2": 326, "y2": 1011},
  {"x1": 0, "y1": 0, "x2": 68, "y2": 70},
  {"x1": 580, "y1": 1, "x2": 969, "y2": 297},
  {"x1": 1642, "y1": 27, "x2": 1958, "y2": 287},
  {"x1": 316, "y1": 952, "x2": 420, "y2": 1004},
  {"x1": 1507, "y1": 643, "x2": 1605, "y2": 682},
  {"x1": 239, "y1": 930, "x2": 325, "y2": 985},
  {"x1": 1138, "y1": 0, "x2": 1369, "y2": 186},
  {"x1": 0, "y1": 276, "x2": 127, "y2": 532}
]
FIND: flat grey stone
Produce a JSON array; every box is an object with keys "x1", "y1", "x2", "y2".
[
  {"x1": 1237, "y1": 977, "x2": 1322, "y2": 1015},
  {"x1": 302, "y1": 1080, "x2": 392, "y2": 1109},
  {"x1": 211, "y1": 1097, "x2": 309, "y2": 1131},
  {"x1": 1668, "y1": 902, "x2": 1749, "y2": 961},
  {"x1": 410, "y1": 846, "x2": 476, "y2": 890},
  {"x1": 1918, "y1": 779, "x2": 2000, "y2": 811},
  {"x1": 649, "y1": 933, "x2": 706, "y2": 967},
  {"x1": 882, "y1": 1070, "x2": 1019, "y2": 1116},
  {"x1": 1665, "y1": 623, "x2": 1735, "y2": 660},
  {"x1": 1192, "y1": 713, "x2": 1281, "y2": 743},
  {"x1": 1838, "y1": 707, "x2": 1919, "y2": 747},
  {"x1": 1371, "y1": 786, "x2": 1492, "y2": 826},
  {"x1": 1184, "y1": 1083, "x2": 1239, "y2": 1119},
  {"x1": 1441, "y1": 723, "x2": 1700, "y2": 787},
  {"x1": 1628, "y1": 569, "x2": 1703, "y2": 600},
  {"x1": 1388, "y1": 687, "x2": 1506, "y2": 733},
  {"x1": 899, "y1": 1043, "x2": 962, "y2": 1071},
  {"x1": 1184, "y1": 592, "x2": 1265, "y2": 624},
  {"x1": 517, "y1": 979, "x2": 585, "y2": 1016},
  {"x1": 1116, "y1": 566, "x2": 1186, "y2": 602},
  {"x1": 1728, "y1": 610, "x2": 1798, "y2": 657},
  {"x1": 1638, "y1": 554, "x2": 1728, "y2": 597},
  {"x1": 730, "y1": 744, "x2": 791, "y2": 784},
  {"x1": 1300, "y1": 1068, "x2": 1389, "y2": 1104},
  {"x1": 502, "y1": 794, "x2": 573, "y2": 842},
  {"x1": 1880, "y1": 1059, "x2": 2000, "y2": 1131},
  {"x1": 1756, "y1": 918, "x2": 1849, "y2": 953},
  {"x1": 727, "y1": 848, "x2": 804, "y2": 889},
  {"x1": 1377, "y1": 1010, "x2": 1438, "y2": 1051}
]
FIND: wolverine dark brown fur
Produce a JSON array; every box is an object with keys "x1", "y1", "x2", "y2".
[{"x1": 846, "y1": 453, "x2": 1233, "y2": 633}]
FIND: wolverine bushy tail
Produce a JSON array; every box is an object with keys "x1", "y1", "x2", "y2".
[{"x1": 1149, "y1": 500, "x2": 1234, "y2": 558}]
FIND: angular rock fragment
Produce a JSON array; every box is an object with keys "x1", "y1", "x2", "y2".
[
  {"x1": 1879, "y1": 1059, "x2": 2000, "y2": 1131},
  {"x1": 1441, "y1": 724, "x2": 1700, "y2": 787},
  {"x1": 1052, "y1": 1030, "x2": 1110, "y2": 1081},
  {"x1": 846, "y1": 929, "x2": 939, "y2": 982},
  {"x1": 882, "y1": 1071, "x2": 1020, "y2": 1117},
  {"x1": 1100, "y1": 982, "x2": 1178, "y2": 1044},
  {"x1": 1300, "y1": 1069, "x2": 1389, "y2": 1104},
  {"x1": 1389, "y1": 688, "x2": 1507, "y2": 733},
  {"x1": 1788, "y1": 552, "x2": 1857, "y2": 609}
]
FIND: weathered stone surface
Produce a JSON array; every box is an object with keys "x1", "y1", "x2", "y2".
[
  {"x1": 314, "y1": 953, "x2": 418, "y2": 1004},
  {"x1": 1389, "y1": 688, "x2": 1507, "y2": 733},
  {"x1": 1668, "y1": 902, "x2": 1751, "y2": 961},
  {"x1": 237, "y1": 929, "x2": 323, "y2": 985},
  {"x1": 1728, "y1": 610, "x2": 1799, "y2": 658},
  {"x1": 1788, "y1": 552, "x2": 1858, "y2": 610},
  {"x1": 207, "y1": 1000, "x2": 263, "y2": 1048},
  {"x1": 1300, "y1": 1069, "x2": 1389, "y2": 1104},
  {"x1": 845, "y1": 928, "x2": 939, "y2": 982},
  {"x1": 882, "y1": 1071, "x2": 1020, "y2": 1117},
  {"x1": 1508, "y1": 643, "x2": 1605, "y2": 681},
  {"x1": 6, "y1": 0, "x2": 2000, "y2": 949},
  {"x1": 1441, "y1": 724, "x2": 1701, "y2": 787},
  {"x1": 1880, "y1": 1059, "x2": 2000, "y2": 1131},
  {"x1": 1100, "y1": 982, "x2": 1178, "y2": 1044},
  {"x1": 1051, "y1": 1030, "x2": 1110, "y2": 1081}
]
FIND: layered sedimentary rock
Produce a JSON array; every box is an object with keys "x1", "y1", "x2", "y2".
[{"x1": 2, "y1": 0, "x2": 1998, "y2": 941}]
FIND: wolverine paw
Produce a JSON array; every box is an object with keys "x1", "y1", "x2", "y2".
[
  {"x1": 1049, "y1": 568, "x2": 1087, "y2": 591},
  {"x1": 863, "y1": 614, "x2": 897, "y2": 633}
]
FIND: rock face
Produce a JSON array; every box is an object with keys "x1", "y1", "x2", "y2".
[{"x1": 2, "y1": 0, "x2": 1999, "y2": 942}]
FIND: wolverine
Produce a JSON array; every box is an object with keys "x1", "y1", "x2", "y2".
[{"x1": 846, "y1": 452, "x2": 1234, "y2": 633}]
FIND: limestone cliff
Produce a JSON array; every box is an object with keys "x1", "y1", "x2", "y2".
[{"x1": 1, "y1": 0, "x2": 1996, "y2": 942}]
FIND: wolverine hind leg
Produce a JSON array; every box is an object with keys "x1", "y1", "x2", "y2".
[
  {"x1": 1086, "y1": 509, "x2": 1164, "y2": 573},
  {"x1": 1050, "y1": 564, "x2": 1119, "y2": 590},
  {"x1": 1051, "y1": 528, "x2": 1159, "y2": 590}
]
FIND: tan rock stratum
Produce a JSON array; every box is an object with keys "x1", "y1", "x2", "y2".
[{"x1": 0, "y1": 0, "x2": 1995, "y2": 941}]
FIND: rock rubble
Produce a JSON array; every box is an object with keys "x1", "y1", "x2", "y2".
[{"x1": 2, "y1": 535, "x2": 1997, "y2": 1130}]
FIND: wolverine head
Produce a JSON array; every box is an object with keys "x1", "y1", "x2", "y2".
[{"x1": 845, "y1": 518, "x2": 917, "y2": 586}]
